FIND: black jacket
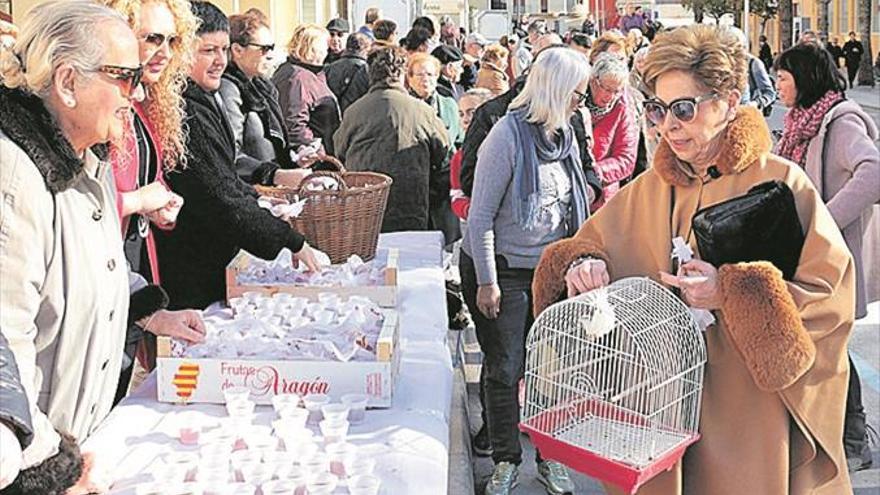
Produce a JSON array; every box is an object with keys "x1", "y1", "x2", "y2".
[
  {"x1": 220, "y1": 63, "x2": 292, "y2": 185},
  {"x1": 323, "y1": 53, "x2": 370, "y2": 115},
  {"x1": 843, "y1": 39, "x2": 864, "y2": 67},
  {"x1": 156, "y1": 82, "x2": 305, "y2": 310},
  {"x1": 459, "y1": 77, "x2": 602, "y2": 202}
]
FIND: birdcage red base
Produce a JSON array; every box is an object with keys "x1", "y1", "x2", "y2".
[{"x1": 520, "y1": 422, "x2": 700, "y2": 494}]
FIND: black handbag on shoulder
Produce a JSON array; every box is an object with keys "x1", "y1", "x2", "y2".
[{"x1": 691, "y1": 180, "x2": 805, "y2": 280}]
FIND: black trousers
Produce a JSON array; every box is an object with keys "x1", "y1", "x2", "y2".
[
  {"x1": 844, "y1": 354, "x2": 867, "y2": 455},
  {"x1": 847, "y1": 63, "x2": 859, "y2": 88},
  {"x1": 460, "y1": 251, "x2": 539, "y2": 465}
]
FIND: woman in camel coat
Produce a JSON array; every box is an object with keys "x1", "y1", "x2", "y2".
[{"x1": 532, "y1": 25, "x2": 854, "y2": 494}]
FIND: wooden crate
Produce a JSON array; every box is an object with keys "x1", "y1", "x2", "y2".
[
  {"x1": 156, "y1": 311, "x2": 400, "y2": 407},
  {"x1": 226, "y1": 248, "x2": 398, "y2": 307}
]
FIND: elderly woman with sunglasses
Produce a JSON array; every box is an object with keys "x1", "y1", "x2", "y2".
[
  {"x1": 0, "y1": 2, "x2": 148, "y2": 492},
  {"x1": 460, "y1": 47, "x2": 591, "y2": 495},
  {"x1": 219, "y1": 9, "x2": 313, "y2": 188},
  {"x1": 587, "y1": 52, "x2": 638, "y2": 210},
  {"x1": 534, "y1": 24, "x2": 856, "y2": 494}
]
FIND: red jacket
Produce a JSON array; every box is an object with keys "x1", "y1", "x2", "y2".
[
  {"x1": 590, "y1": 96, "x2": 638, "y2": 211},
  {"x1": 111, "y1": 102, "x2": 171, "y2": 284},
  {"x1": 449, "y1": 149, "x2": 470, "y2": 220}
]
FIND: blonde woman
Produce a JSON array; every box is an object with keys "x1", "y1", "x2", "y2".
[
  {"x1": 101, "y1": 0, "x2": 197, "y2": 285},
  {"x1": 475, "y1": 43, "x2": 509, "y2": 95},
  {"x1": 272, "y1": 23, "x2": 341, "y2": 156},
  {"x1": 461, "y1": 47, "x2": 591, "y2": 495}
]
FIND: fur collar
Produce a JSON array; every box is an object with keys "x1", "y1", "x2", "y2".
[
  {"x1": 653, "y1": 105, "x2": 772, "y2": 187},
  {"x1": 0, "y1": 87, "x2": 84, "y2": 193}
]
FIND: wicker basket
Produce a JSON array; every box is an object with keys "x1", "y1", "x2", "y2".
[{"x1": 256, "y1": 167, "x2": 392, "y2": 264}]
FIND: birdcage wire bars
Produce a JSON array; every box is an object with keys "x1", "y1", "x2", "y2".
[{"x1": 520, "y1": 277, "x2": 707, "y2": 493}]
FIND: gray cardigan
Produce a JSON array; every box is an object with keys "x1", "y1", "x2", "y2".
[
  {"x1": 801, "y1": 99, "x2": 880, "y2": 318},
  {"x1": 462, "y1": 114, "x2": 577, "y2": 286}
]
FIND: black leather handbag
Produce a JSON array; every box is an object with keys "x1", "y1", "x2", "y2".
[{"x1": 691, "y1": 180, "x2": 805, "y2": 280}]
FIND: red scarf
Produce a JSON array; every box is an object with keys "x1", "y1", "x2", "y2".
[{"x1": 775, "y1": 90, "x2": 844, "y2": 166}]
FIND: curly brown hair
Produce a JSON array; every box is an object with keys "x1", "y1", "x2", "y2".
[{"x1": 100, "y1": 0, "x2": 198, "y2": 170}]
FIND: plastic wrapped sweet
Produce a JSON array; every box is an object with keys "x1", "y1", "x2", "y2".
[
  {"x1": 236, "y1": 250, "x2": 386, "y2": 287},
  {"x1": 174, "y1": 295, "x2": 385, "y2": 363},
  {"x1": 257, "y1": 196, "x2": 308, "y2": 220}
]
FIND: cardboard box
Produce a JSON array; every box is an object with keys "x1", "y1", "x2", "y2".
[
  {"x1": 226, "y1": 248, "x2": 399, "y2": 307},
  {"x1": 156, "y1": 312, "x2": 400, "y2": 408}
]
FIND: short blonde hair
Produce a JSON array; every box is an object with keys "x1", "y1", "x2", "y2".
[
  {"x1": 510, "y1": 47, "x2": 590, "y2": 133},
  {"x1": 287, "y1": 24, "x2": 329, "y2": 65},
  {"x1": 590, "y1": 30, "x2": 627, "y2": 64},
  {"x1": 643, "y1": 24, "x2": 747, "y2": 97},
  {"x1": 481, "y1": 43, "x2": 508, "y2": 65},
  {"x1": 0, "y1": 0, "x2": 126, "y2": 96},
  {"x1": 406, "y1": 51, "x2": 440, "y2": 75}
]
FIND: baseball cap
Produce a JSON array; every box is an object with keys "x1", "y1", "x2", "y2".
[{"x1": 465, "y1": 32, "x2": 488, "y2": 47}]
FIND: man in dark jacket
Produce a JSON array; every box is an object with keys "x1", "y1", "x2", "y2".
[
  {"x1": 433, "y1": 44, "x2": 464, "y2": 100},
  {"x1": 324, "y1": 18, "x2": 349, "y2": 65},
  {"x1": 460, "y1": 68, "x2": 602, "y2": 204},
  {"x1": 334, "y1": 47, "x2": 450, "y2": 232},
  {"x1": 157, "y1": 1, "x2": 319, "y2": 310},
  {"x1": 843, "y1": 31, "x2": 864, "y2": 88},
  {"x1": 324, "y1": 32, "x2": 371, "y2": 115}
]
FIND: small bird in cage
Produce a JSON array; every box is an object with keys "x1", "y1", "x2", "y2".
[{"x1": 578, "y1": 288, "x2": 616, "y2": 340}]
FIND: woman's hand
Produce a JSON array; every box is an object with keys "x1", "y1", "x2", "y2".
[
  {"x1": 565, "y1": 258, "x2": 609, "y2": 297},
  {"x1": 477, "y1": 283, "x2": 501, "y2": 320},
  {"x1": 64, "y1": 452, "x2": 102, "y2": 494},
  {"x1": 143, "y1": 310, "x2": 206, "y2": 343},
  {"x1": 0, "y1": 422, "x2": 22, "y2": 489},
  {"x1": 274, "y1": 169, "x2": 312, "y2": 188},
  {"x1": 144, "y1": 193, "x2": 183, "y2": 228},
  {"x1": 659, "y1": 259, "x2": 722, "y2": 310},
  {"x1": 130, "y1": 182, "x2": 173, "y2": 215},
  {"x1": 293, "y1": 242, "x2": 324, "y2": 272}
]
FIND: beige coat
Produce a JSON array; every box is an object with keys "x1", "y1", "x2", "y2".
[
  {"x1": 533, "y1": 107, "x2": 854, "y2": 494},
  {"x1": 0, "y1": 128, "x2": 130, "y2": 468},
  {"x1": 475, "y1": 62, "x2": 510, "y2": 95},
  {"x1": 801, "y1": 100, "x2": 880, "y2": 318}
]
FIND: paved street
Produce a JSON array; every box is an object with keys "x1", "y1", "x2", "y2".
[{"x1": 463, "y1": 84, "x2": 880, "y2": 495}]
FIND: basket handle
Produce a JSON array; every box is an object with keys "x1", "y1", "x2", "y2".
[
  {"x1": 299, "y1": 171, "x2": 348, "y2": 192},
  {"x1": 316, "y1": 155, "x2": 346, "y2": 173}
]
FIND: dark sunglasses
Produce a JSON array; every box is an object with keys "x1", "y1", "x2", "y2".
[
  {"x1": 142, "y1": 32, "x2": 181, "y2": 50},
  {"x1": 97, "y1": 64, "x2": 143, "y2": 97},
  {"x1": 246, "y1": 43, "x2": 275, "y2": 54},
  {"x1": 573, "y1": 89, "x2": 589, "y2": 106},
  {"x1": 643, "y1": 92, "x2": 718, "y2": 125}
]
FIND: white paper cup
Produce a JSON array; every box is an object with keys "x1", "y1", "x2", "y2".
[
  {"x1": 344, "y1": 457, "x2": 377, "y2": 479},
  {"x1": 223, "y1": 386, "x2": 251, "y2": 404},
  {"x1": 302, "y1": 394, "x2": 329, "y2": 425},
  {"x1": 348, "y1": 474, "x2": 381, "y2": 495},
  {"x1": 272, "y1": 393, "x2": 302, "y2": 414},
  {"x1": 319, "y1": 419, "x2": 349, "y2": 444},
  {"x1": 341, "y1": 393, "x2": 369, "y2": 425},
  {"x1": 324, "y1": 442, "x2": 358, "y2": 476},
  {"x1": 306, "y1": 472, "x2": 338, "y2": 494},
  {"x1": 275, "y1": 407, "x2": 309, "y2": 429},
  {"x1": 320, "y1": 403, "x2": 350, "y2": 423}
]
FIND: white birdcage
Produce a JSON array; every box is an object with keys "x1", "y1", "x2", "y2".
[{"x1": 520, "y1": 277, "x2": 707, "y2": 494}]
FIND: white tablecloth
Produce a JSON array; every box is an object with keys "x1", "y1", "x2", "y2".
[{"x1": 83, "y1": 232, "x2": 453, "y2": 494}]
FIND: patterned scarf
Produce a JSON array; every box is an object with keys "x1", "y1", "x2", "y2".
[
  {"x1": 585, "y1": 86, "x2": 621, "y2": 121},
  {"x1": 775, "y1": 90, "x2": 845, "y2": 166}
]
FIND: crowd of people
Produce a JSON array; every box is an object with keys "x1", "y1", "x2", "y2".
[{"x1": 0, "y1": 1, "x2": 878, "y2": 494}]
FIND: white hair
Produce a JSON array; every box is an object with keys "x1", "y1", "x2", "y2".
[
  {"x1": 510, "y1": 47, "x2": 591, "y2": 132},
  {"x1": 0, "y1": 0, "x2": 126, "y2": 97},
  {"x1": 591, "y1": 51, "x2": 629, "y2": 84}
]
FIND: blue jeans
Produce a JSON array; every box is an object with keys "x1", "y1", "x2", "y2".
[{"x1": 460, "y1": 251, "x2": 536, "y2": 465}]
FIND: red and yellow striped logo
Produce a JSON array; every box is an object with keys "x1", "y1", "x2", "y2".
[{"x1": 172, "y1": 362, "x2": 200, "y2": 400}]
